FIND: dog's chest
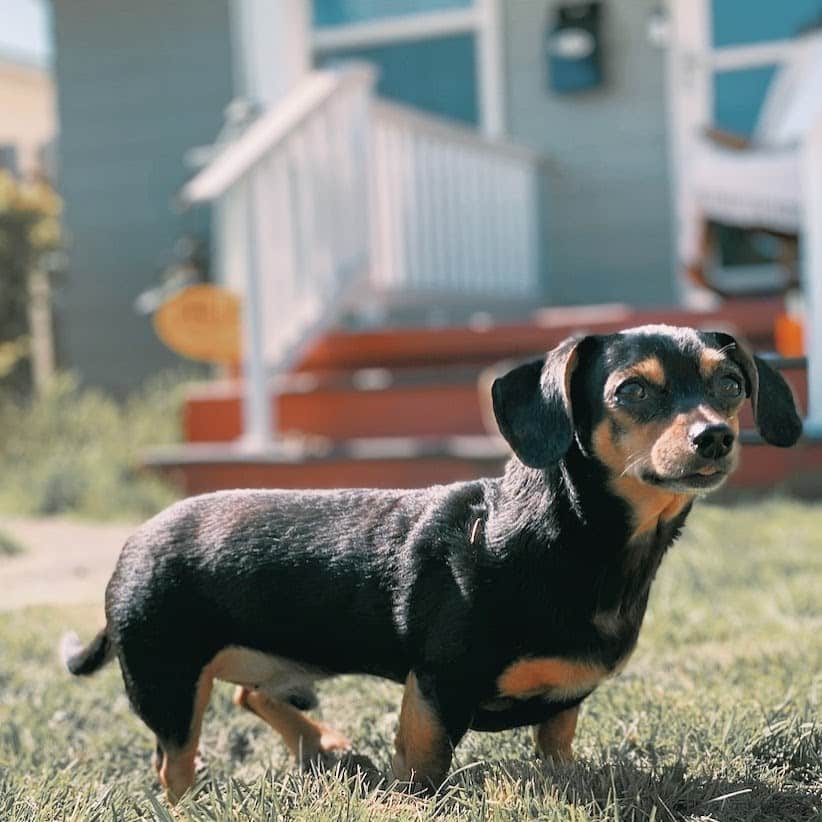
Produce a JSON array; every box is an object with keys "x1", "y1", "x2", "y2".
[
  {"x1": 491, "y1": 656, "x2": 612, "y2": 704},
  {"x1": 588, "y1": 523, "x2": 680, "y2": 637},
  {"x1": 486, "y1": 532, "x2": 677, "y2": 706}
]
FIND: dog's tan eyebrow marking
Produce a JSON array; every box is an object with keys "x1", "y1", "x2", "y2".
[
  {"x1": 699, "y1": 348, "x2": 726, "y2": 379},
  {"x1": 611, "y1": 357, "x2": 666, "y2": 387}
]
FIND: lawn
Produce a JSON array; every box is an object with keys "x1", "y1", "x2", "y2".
[{"x1": 1, "y1": 499, "x2": 821, "y2": 821}]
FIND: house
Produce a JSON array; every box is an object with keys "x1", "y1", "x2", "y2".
[
  {"x1": 51, "y1": 0, "x2": 679, "y2": 389},
  {"x1": 0, "y1": 47, "x2": 55, "y2": 176},
  {"x1": 48, "y1": 0, "x2": 822, "y2": 491}
]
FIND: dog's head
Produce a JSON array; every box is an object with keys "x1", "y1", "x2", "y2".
[{"x1": 492, "y1": 325, "x2": 802, "y2": 496}]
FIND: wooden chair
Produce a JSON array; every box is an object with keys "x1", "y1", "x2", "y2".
[{"x1": 687, "y1": 30, "x2": 822, "y2": 297}]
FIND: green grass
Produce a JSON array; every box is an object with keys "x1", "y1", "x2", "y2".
[
  {"x1": 0, "y1": 529, "x2": 24, "y2": 556},
  {"x1": 0, "y1": 371, "x2": 188, "y2": 520},
  {"x1": 1, "y1": 500, "x2": 821, "y2": 820}
]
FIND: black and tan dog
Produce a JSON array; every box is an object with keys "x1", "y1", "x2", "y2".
[{"x1": 63, "y1": 325, "x2": 802, "y2": 801}]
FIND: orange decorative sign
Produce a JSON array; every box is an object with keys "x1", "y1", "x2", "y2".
[{"x1": 153, "y1": 285, "x2": 241, "y2": 364}]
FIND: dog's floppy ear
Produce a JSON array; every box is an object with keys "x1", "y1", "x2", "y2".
[
  {"x1": 713, "y1": 332, "x2": 802, "y2": 447},
  {"x1": 491, "y1": 336, "x2": 584, "y2": 468}
]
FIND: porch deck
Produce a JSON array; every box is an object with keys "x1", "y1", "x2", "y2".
[{"x1": 145, "y1": 297, "x2": 822, "y2": 496}]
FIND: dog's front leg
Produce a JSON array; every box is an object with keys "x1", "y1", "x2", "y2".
[
  {"x1": 392, "y1": 672, "x2": 470, "y2": 792},
  {"x1": 534, "y1": 704, "x2": 579, "y2": 763}
]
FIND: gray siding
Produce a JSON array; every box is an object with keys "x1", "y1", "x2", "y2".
[
  {"x1": 52, "y1": 0, "x2": 234, "y2": 391},
  {"x1": 503, "y1": 1, "x2": 676, "y2": 307}
]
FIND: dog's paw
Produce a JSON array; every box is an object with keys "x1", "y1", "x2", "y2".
[
  {"x1": 306, "y1": 750, "x2": 384, "y2": 789},
  {"x1": 300, "y1": 725, "x2": 352, "y2": 770}
]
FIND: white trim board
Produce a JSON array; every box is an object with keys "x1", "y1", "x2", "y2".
[
  {"x1": 311, "y1": 2, "x2": 506, "y2": 139},
  {"x1": 712, "y1": 38, "x2": 800, "y2": 72},
  {"x1": 312, "y1": 7, "x2": 480, "y2": 51}
]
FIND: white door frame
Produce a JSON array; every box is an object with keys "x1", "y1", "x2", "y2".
[{"x1": 311, "y1": 1, "x2": 506, "y2": 138}]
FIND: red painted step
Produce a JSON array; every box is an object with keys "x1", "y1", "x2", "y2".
[
  {"x1": 146, "y1": 297, "x2": 822, "y2": 497},
  {"x1": 146, "y1": 431, "x2": 822, "y2": 497},
  {"x1": 184, "y1": 366, "x2": 492, "y2": 442},
  {"x1": 295, "y1": 298, "x2": 780, "y2": 372},
  {"x1": 184, "y1": 298, "x2": 783, "y2": 444}
]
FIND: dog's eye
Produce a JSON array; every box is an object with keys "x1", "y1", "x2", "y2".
[
  {"x1": 717, "y1": 374, "x2": 743, "y2": 398},
  {"x1": 616, "y1": 380, "x2": 647, "y2": 403}
]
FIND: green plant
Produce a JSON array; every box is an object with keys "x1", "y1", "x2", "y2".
[
  {"x1": 0, "y1": 371, "x2": 189, "y2": 519},
  {"x1": 0, "y1": 171, "x2": 62, "y2": 388},
  {"x1": 0, "y1": 528, "x2": 24, "y2": 556}
]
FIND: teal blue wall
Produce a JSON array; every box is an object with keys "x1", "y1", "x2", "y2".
[
  {"x1": 52, "y1": 0, "x2": 233, "y2": 390},
  {"x1": 313, "y1": 0, "x2": 472, "y2": 28},
  {"x1": 712, "y1": 0, "x2": 822, "y2": 137},
  {"x1": 714, "y1": 66, "x2": 777, "y2": 136},
  {"x1": 712, "y1": 0, "x2": 822, "y2": 47},
  {"x1": 503, "y1": 0, "x2": 675, "y2": 306},
  {"x1": 319, "y1": 34, "x2": 478, "y2": 125}
]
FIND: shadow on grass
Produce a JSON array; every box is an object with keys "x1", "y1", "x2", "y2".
[
  {"x1": 433, "y1": 756, "x2": 822, "y2": 822},
  {"x1": 275, "y1": 750, "x2": 822, "y2": 821}
]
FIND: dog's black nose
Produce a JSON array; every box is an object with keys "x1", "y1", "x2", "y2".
[{"x1": 692, "y1": 423, "x2": 735, "y2": 460}]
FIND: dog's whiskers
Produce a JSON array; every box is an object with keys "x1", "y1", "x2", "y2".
[{"x1": 620, "y1": 452, "x2": 648, "y2": 477}]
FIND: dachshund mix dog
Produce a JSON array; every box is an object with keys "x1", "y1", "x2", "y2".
[{"x1": 63, "y1": 326, "x2": 802, "y2": 801}]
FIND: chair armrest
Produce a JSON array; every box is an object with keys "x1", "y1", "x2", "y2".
[{"x1": 703, "y1": 127, "x2": 751, "y2": 150}]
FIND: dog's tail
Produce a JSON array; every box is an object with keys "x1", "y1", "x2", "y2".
[{"x1": 60, "y1": 628, "x2": 114, "y2": 676}]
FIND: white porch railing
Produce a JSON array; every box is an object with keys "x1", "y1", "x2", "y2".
[
  {"x1": 180, "y1": 65, "x2": 542, "y2": 445},
  {"x1": 182, "y1": 68, "x2": 374, "y2": 443},
  {"x1": 369, "y1": 100, "x2": 539, "y2": 302}
]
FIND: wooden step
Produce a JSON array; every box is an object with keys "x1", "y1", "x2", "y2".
[
  {"x1": 146, "y1": 436, "x2": 507, "y2": 495},
  {"x1": 296, "y1": 298, "x2": 781, "y2": 372},
  {"x1": 185, "y1": 297, "x2": 787, "y2": 443},
  {"x1": 184, "y1": 365, "x2": 493, "y2": 442},
  {"x1": 157, "y1": 297, "x2": 818, "y2": 496},
  {"x1": 146, "y1": 432, "x2": 822, "y2": 497}
]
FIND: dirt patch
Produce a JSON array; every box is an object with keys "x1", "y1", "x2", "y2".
[{"x1": 0, "y1": 517, "x2": 136, "y2": 611}]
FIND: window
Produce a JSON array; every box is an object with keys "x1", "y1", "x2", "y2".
[{"x1": 313, "y1": 0, "x2": 473, "y2": 29}]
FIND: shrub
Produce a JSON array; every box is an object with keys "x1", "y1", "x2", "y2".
[
  {"x1": 0, "y1": 371, "x2": 188, "y2": 519},
  {"x1": 0, "y1": 529, "x2": 24, "y2": 556},
  {"x1": 0, "y1": 170, "x2": 62, "y2": 390}
]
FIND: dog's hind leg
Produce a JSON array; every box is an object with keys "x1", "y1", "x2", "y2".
[
  {"x1": 233, "y1": 686, "x2": 351, "y2": 766},
  {"x1": 534, "y1": 704, "x2": 578, "y2": 763},
  {"x1": 129, "y1": 664, "x2": 214, "y2": 804},
  {"x1": 157, "y1": 670, "x2": 213, "y2": 802}
]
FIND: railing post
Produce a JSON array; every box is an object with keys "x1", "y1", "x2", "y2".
[
  {"x1": 240, "y1": 174, "x2": 274, "y2": 447},
  {"x1": 801, "y1": 118, "x2": 822, "y2": 436},
  {"x1": 475, "y1": 0, "x2": 505, "y2": 138},
  {"x1": 666, "y1": 0, "x2": 713, "y2": 304},
  {"x1": 230, "y1": 0, "x2": 309, "y2": 107},
  {"x1": 229, "y1": 0, "x2": 309, "y2": 450}
]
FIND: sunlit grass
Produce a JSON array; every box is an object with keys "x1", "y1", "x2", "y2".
[
  {"x1": 0, "y1": 529, "x2": 23, "y2": 557},
  {"x1": 1, "y1": 500, "x2": 821, "y2": 820}
]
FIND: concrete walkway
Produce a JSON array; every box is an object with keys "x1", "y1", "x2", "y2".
[{"x1": 0, "y1": 517, "x2": 136, "y2": 611}]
